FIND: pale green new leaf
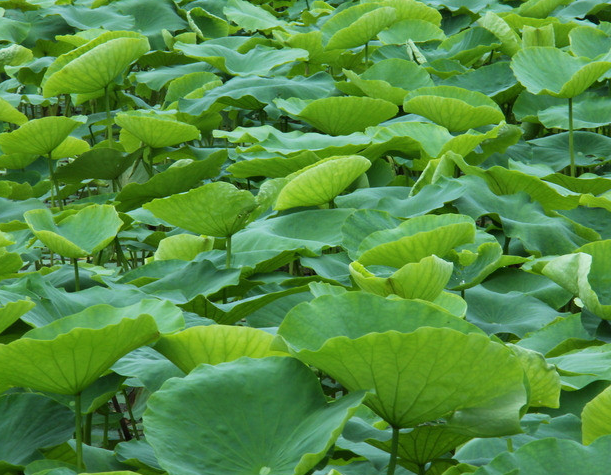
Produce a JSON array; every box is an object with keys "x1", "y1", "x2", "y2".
[
  {"x1": 508, "y1": 344, "x2": 561, "y2": 408},
  {"x1": 154, "y1": 234, "x2": 214, "y2": 261},
  {"x1": 0, "y1": 97, "x2": 27, "y2": 126},
  {"x1": 155, "y1": 325, "x2": 286, "y2": 373},
  {"x1": 143, "y1": 182, "x2": 257, "y2": 237},
  {"x1": 322, "y1": 4, "x2": 396, "y2": 50},
  {"x1": 0, "y1": 116, "x2": 84, "y2": 156},
  {"x1": 144, "y1": 357, "x2": 365, "y2": 475},
  {"x1": 24, "y1": 205, "x2": 123, "y2": 258},
  {"x1": 274, "y1": 155, "x2": 371, "y2": 210},
  {"x1": 0, "y1": 299, "x2": 34, "y2": 334},
  {"x1": 114, "y1": 111, "x2": 200, "y2": 148},
  {"x1": 582, "y1": 385, "x2": 611, "y2": 445},
  {"x1": 403, "y1": 86, "x2": 505, "y2": 132},
  {"x1": 223, "y1": 0, "x2": 286, "y2": 32}
]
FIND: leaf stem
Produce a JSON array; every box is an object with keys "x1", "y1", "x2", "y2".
[
  {"x1": 122, "y1": 388, "x2": 141, "y2": 440},
  {"x1": 105, "y1": 86, "x2": 113, "y2": 147},
  {"x1": 75, "y1": 392, "x2": 84, "y2": 471},
  {"x1": 48, "y1": 154, "x2": 62, "y2": 210},
  {"x1": 568, "y1": 97, "x2": 575, "y2": 177},
  {"x1": 226, "y1": 234, "x2": 232, "y2": 269},
  {"x1": 73, "y1": 258, "x2": 80, "y2": 292},
  {"x1": 387, "y1": 426, "x2": 399, "y2": 475}
]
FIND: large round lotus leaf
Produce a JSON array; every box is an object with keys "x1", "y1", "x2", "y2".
[
  {"x1": 511, "y1": 47, "x2": 611, "y2": 98},
  {"x1": 0, "y1": 393, "x2": 74, "y2": 468},
  {"x1": 0, "y1": 314, "x2": 158, "y2": 394},
  {"x1": 154, "y1": 325, "x2": 286, "y2": 373},
  {"x1": 0, "y1": 298, "x2": 34, "y2": 334},
  {"x1": 277, "y1": 293, "x2": 485, "y2": 352},
  {"x1": 472, "y1": 436, "x2": 611, "y2": 475},
  {"x1": 582, "y1": 385, "x2": 611, "y2": 445},
  {"x1": 378, "y1": 19, "x2": 446, "y2": 44},
  {"x1": 542, "y1": 241, "x2": 611, "y2": 320},
  {"x1": 280, "y1": 326, "x2": 526, "y2": 435},
  {"x1": 25, "y1": 299, "x2": 183, "y2": 337},
  {"x1": 24, "y1": 205, "x2": 123, "y2": 258},
  {"x1": 349, "y1": 255, "x2": 453, "y2": 301},
  {"x1": 51, "y1": 136, "x2": 91, "y2": 160},
  {"x1": 154, "y1": 234, "x2": 214, "y2": 261},
  {"x1": 276, "y1": 96, "x2": 398, "y2": 135},
  {"x1": 0, "y1": 97, "x2": 27, "y2": 125},
  {"x1": 114, "y1": 111, "x2": 200, "y2": 148},
  {"x1": 0, "y1": 116, "x2": 84, "y2": 156},
  {"x1": 403, "y1": 86, "x2": 505, "y2": 132},
  {"x1": 54, "y1": 148, "x2": 133, "y2": 183},
  {"x1": 42, "y1": 31, "x2": 150, "y2": 96},
  {"x1": 143, "y1": 357, "x2": 366, "y2": 475},
  {"x1": 321, "y1": 4, "x2": 396, "y2": 50},
  {"x1": 357, "y1": 214, "x2": 476, "y2": 268},
  {"x1": 274, "y1": 155, "x2": 371, "y2": 210},
  {"x1": 143, "y1": 182, "x2": 257, "y2": 237}
]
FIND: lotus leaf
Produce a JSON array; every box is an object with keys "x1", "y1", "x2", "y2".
[
  {"x1": 153, "y1": 234, "x2": 213, "y2": 261},
  {"x1": 223, "y1": 0, "x2": 286, "y2": 32},
  {"x1": 114, "y1": 111, "x2": 199, "y2": 148},
  {"x1": 54, "y1": 148, "x2": 134, "y2": 183},
  {"x1": 42, "y1": 31, "x2": 150, "y2": 96},
  {"x1": 403, "y1": 86, "x2": 505, "y2": 131},
  {"x1": 187, "y1": 7, "x2": 231, "y2": 40},
  {"x1": 0, "y1": 298, "x2": 34, "y2": 334},
  {"x1": 144, "y1": 357, "x2": 366, "y2": 475},
  {"x1": 279, "y1": 305, "x2": 526, "y2": 435},
  {"x1": 276, "y1": 96, "x2": 398, "y2": 136},
  {"x1": 0, "y1": 116, "x2": 84, "y2": 156},
  {"x1": 24, "y1": 205, "x2": 122, "y2": 258},
  {"x1": 0, "y1": 393, "x2": 74, "y2": 468},
  {"x1": 155, "y1": 325, "x2": 286, "y2": 373},
  {"x1": 472, "y1": 436, "x2": 611, "y2": 474},
  {"x1": 274, "y1": 155, "x2": 371, "y2": 210},
  {"x1": 144, "y1": 181, "x2": 257, "y2": 238},
  {"x1": 0, "y1": 313, "x2": 158, "y2": 394},
  {"x1": 511, "y1": 46, "x2": 611, "y2": 98},
  {"x1": 378, "y1": 19, "x2": 446, "y2": 44},
  {"x1": 349, "y1": 255, "x2": 453, "y2": 301},
  {"x1": 582, "y1": 385, "x2": 611, "y2": 444}
]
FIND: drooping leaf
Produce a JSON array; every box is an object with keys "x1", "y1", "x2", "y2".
[
  {"x1": 24, "y1": 205, "x2": 123, "y2": 258},
  {"x1": 144, "y1": 357, "x2": 366, "y2": 475},
  {"x1": 0, "y1": 116, "x2": 84, "y2": 156},
  {"x1": 115, "y1": 111, "x2": 200, "y2": 148},
  {"x1": 582, "y1": 385, "x2": 611, "y2": 445}
]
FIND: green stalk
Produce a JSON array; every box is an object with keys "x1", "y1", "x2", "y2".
[
  {"x1": 568, "y1": 97, "x2": 575, "y2": 177},
  {"x1": 507, "y1": 437, "x2": 514, "y2": 453},
  {"x1": 365, "y1": 41, "x2": 369, "y2": 65},
  {"x1": 122, "y1": 388, "x2": 141, "y2": 440},
  {"x1": 84, "y1": 413, "x2": 92, "y2": 445},
  {"x1": 387, "y1": 426, "x2": 399, "y2": 475},
  {"x1": 72, "y1": 258, "x2": 80, "y2": 291},
  {"x1": 105, "y1": 86, "x2": 113, "y2": 147},
  {"x1": 75, "y1": 392, "x2": 84, "y2": 471},
  {"x1": 226, "y1": 234, "x2": 232, "y2": 269},
  {"x1": 47, "y1": 154, "x2": 62, "y2": 210},
  {"x1": 102, "y1": 412, "x2": 109, "y2": 448}
]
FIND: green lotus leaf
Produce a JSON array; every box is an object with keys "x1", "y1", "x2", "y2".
[
  {"x1": 0, "y1": 313, "x2": 158, "y2": 394},
  {"x1": 517, "y1": 0, "x2": 573, "y2": 18},
  {"x1": 153, "y1": 234, "x2": 213, "y2": 262},
  {"x1": 522, "y1": 23, "x2": 556, "y2": 48},
  {"x1": 381, "y1": 0, "x2": 441, "y2": 24},
  {"x1": 570, "y1": 25, "x2": 611, "y2": 60},
  {"x1": 24, "y1": 205, "x2": 123, "y2": 259},
  {"x1": 155, "y1": 325, "x2": 286, "y2": 373},
  {"x1": 440, "y1": 62, "x2": 519, "y2": 103},
  {"x1": 582, "y1": 385, "x2": 611, "y2": 444},
  {"x1": 0, "y1": 97, "x2": 27, "y2": 125},
  {"x1": 143, "y1": 182, "x2": 257, "y2": 237},
  {"x1": 547, "y1": 344, "x2": 611, "y2": 390},
  {"x1": 187, "y1": 7, "x2": 230, "y2": 40},
  {"x1": 54, "y1": 148, "x2": 135, "y2": 183},
  {"x1": 0, "y1": 298, "x2": 34, "y2": 334},
  {"x1": 528, "y1": 131, "x2": 611, "y2": 170},
  {"x1": 378, "y1": 19, "x2": 446, "y2": 44},
  {"x1": 349, "y1": 255, "x2": 453, "y2": 301},
  {"x1": 50, "y1": 136, "x2": 90, "y2": 160},
  {"x1": 542, "y1": 240, "x2": 611, "y2": 320},
  {"x1": 279, "y1": 321, "x2": 526, "y2": 434},
  {"x1": 321, "y1": 4, "x2": 396, "y2": 50},
  {"x1": 0, "y1": 393, "x2": 74, "y2": 469},
  {"x1": 0, "y1": 152, "x2": 38, "y2": 169},
  {"x1": 403, "y1": 86, "x2": 505, "y2": 132},
  {"x1": 537, "y1": 93, "x2": 611, "y2": 129},
  {"x1": 223, "y1": 0, "x2": 286, "y2": 32},
  {"x1": 508, "y1": 344, "x2": 560, "y2": 408},
  {"x1": 144, "y1": 357, "x2": 366, "y2": 475},
  {"x1": 478, "y1": 11, "x2": 520, "y2": 56},
  {"x1": 115, "y1": 151, "x2": 226, "y2": 212},
  {"x1": 42, "y1": 31, "x2": 150, "y2": 96},
  {"x1": 174, "y1": 42, "x2": 307, "y2": 77},
  {"x1": 274, "y1": 155, "x2": 371, "y2": 210},
  {"x1": 343, "y1": 59, "x2": 433, "y2": 105},
  {"x1": 0, "y1": 116, "x2": 84, "y2": 156},
  {"x1": 511, "y1": 46, "x2": 611, "y2": 98},
  {"x1": 357, "y1": 214, "x2": 476, "y2": 268},
  {"x1": 437, "y1": 27, "x2": 501, "y2": 66},
  {"x1": 114, "y1": 111, "x2": 200, "y2": 148},
  {"x1": 0, "y1": 43, "x2": 33, "y2": 71},
  {"x1": 26, "y1": 299, "x2": 183, "y2": 337},
  {"x1": 276, "y1": 96, "x2": 398, "y2": 136},
  {"x1": 472, "y1": 436, "x2": 611, "y2": 475},
  {"x1": 164, "y1": 71, "x2": 221, "y2": 105},
  {"x1": 227, "y1": 150, "x2": 322, "y2": 179}
]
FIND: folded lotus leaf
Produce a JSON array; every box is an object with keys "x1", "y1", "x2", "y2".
[
  {"x1": 0, "y1": 116, "x2": 84, "y2": 156},
  {"x1": 114, "y1": 110, "x2": 200, "y2": 148}
]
